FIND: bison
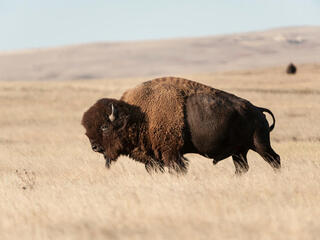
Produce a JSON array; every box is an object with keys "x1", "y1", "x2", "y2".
[
  {"x1": 286, "y1": 63, "x2": 297, "y2": 74},
  {"x1": 81, "y1": 77, "x2": 280, "y2": 175}
]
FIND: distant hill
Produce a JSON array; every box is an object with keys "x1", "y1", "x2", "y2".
[{"x1": 0, "y1": 26, "x2": 319, "y2": 81}]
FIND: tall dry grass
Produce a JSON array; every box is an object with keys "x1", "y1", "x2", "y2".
[{"x1": 1, "y1": 64, "x2": 320, "y2": 240}]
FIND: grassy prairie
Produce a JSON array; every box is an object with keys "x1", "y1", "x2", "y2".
[{"x1": 0, "y1": 64, "x2": 320, "y2": 240}]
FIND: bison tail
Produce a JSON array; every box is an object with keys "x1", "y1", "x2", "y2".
[{"x1": 259, "y1": 107, "x2": 275, "y2": 132}]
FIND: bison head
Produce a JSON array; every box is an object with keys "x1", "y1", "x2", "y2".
[{"x1": 81, "y1": 98, "x2": 137, "y2": 168}]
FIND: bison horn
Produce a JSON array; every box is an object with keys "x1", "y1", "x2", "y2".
[{"x1": 109, "y1": 104, "x2": 116, "y2": 122}]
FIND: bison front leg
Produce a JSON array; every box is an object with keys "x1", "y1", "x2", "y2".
[
  {"x1": 130, "y1": 148, "x2": 164, "y2": 174},
  {"x1": 162, "y1": 150, "x2": 189, "y2": 175},
  {"x1": 232, "y1": 151, "x2": 249, "y2": 175},
  {"x1": 144, "y1": 158, "x2": 165, "y2": 174}
]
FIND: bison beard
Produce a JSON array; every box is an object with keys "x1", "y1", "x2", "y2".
[{"x1": 81, "y1": 77, "x2": 281, "y2": 175}]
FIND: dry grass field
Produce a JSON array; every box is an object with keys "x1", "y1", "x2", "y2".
[{"x1": 1, "y1": 64, "x2": 320, "y2": 239}]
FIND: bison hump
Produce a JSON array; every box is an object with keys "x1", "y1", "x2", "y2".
[{"x1": 122, "y1": 82, "x2": 186, "y2": 154}]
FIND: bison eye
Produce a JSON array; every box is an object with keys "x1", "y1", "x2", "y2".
[
  {"x1": 100, "y1": 124, "x2": 109, "y2": 132},
  {"x1": 100, "y1": 124, "x2": 111, "y2": 132}
]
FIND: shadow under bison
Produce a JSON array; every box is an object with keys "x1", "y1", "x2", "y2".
[{"x1": 82, "y1": 77, "x2": 280, "y2": 175}]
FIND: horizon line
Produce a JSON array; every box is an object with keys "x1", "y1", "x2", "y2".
[{"x1": 1, "y1": 24, "x2": 318, "y2": 54}]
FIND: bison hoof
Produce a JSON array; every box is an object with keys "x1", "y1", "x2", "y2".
[
  {"x1": 235, "y1": 170, "x2": 248, "y2": 176},
  {"x1": 212, "y1": 159, "x2": 218, "y2": 165},
  {"x1": 273, "y1": 166, "x2": 281, "y2": 173}
]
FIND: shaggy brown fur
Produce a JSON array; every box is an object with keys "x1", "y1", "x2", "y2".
[
  {"x1": 82, "y1": 77, "x2": 280, "y2": 174},
  {"x1": 121, "y1": 77, "x2": 224, "y2": 172},
  {"x1": 82, "y1": 99, "x2": 147, "y2": 167}
]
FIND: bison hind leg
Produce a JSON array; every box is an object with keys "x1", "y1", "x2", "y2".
[
  {"x1": 253, "y1": 125, "x2": 281, "y2": 171},
  {"x1": 232, "y1": 150, "x2": 249, "y2": 175},
  {"x1": 255, "y1": 147, "x2": 281, "y2": 171}
]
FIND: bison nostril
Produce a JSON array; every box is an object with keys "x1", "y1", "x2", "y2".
[
  {"x1": 92, "y1": 144, "x2": 104, "y2": 153},
  {"x1": 92, "y1": 145, "x2": 98, "y2": 151}
]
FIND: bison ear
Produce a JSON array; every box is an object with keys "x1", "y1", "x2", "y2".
[{"x1": 108, "y1": 104, "x2": 117, "y2": 122}]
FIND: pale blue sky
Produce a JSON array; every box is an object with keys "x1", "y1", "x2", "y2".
[{"x1": 1, "y1": 0, "x2": 320, "y2": 51}]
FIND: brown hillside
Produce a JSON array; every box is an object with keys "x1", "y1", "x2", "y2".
[{"x1": 0, "y1": 26, "x2": 319, "y2": 81}]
